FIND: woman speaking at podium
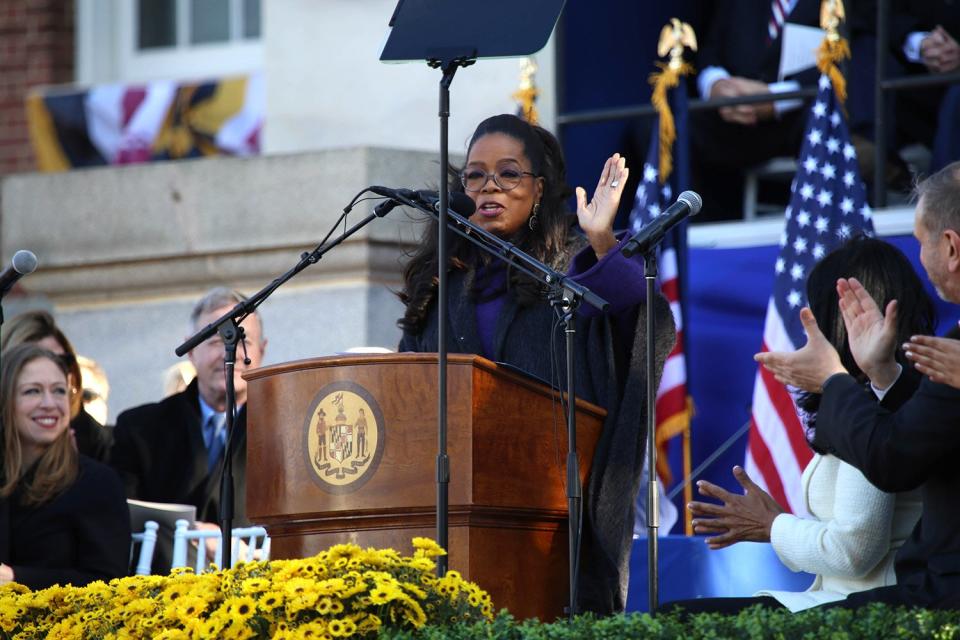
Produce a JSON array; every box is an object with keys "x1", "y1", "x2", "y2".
[{"x1": 397, "y1": 113, "x2": 675, "y2": 614}]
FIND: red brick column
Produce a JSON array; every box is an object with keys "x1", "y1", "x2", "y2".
[{"x1": 0, "y1": 0, "x2": 74, "y2": 175}]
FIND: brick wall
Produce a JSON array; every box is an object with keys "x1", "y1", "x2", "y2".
[{"x1": 0, "y1": 0, "x2": 74, "y2": 176}]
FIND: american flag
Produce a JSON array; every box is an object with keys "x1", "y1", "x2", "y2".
[
  {"x1": 629, "y1": 89, "x2": 692, "y2": 491},
  {"x1": 745, "y1": 74, "x2": 875, "y2": 515}
]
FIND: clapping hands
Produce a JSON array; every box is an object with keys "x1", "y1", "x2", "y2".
[
  {"x1": 755, "y1": 278, "x2": 901, "y2": 392},
  {"x1": 689, "y1": 466, "x2": 785, "y2": 550},
  {"x1": 905, "y1": 332, "x2": 960, "y2": 388}
]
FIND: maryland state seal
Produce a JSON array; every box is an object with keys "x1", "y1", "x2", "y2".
[{"x1": 304, "y1": 381, "x2": 385, "y2": 493}]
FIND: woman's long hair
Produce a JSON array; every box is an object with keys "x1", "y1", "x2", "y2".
[
  {"x1": 1, "y1": 310, "x2": 84, "y2": 420},
  {"x1": 798, "y1": 235, "x2": 937, "y2": 419},
  {"x1": 397, "y1": 114, "x2": 576, "y2": 334},
  {"x1": 0, "y1": 344, "x2": 79, "y2": 506}
]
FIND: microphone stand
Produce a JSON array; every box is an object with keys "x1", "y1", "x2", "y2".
[
  {"x1": 557, "y1": 292, "x2": 581, "y2": 618},
  {"x1": 217, "y1": 319, "x2": 239, "y2": 569},
  {"x1": 427, "y1": 56, "x2": 474, "y2": 577},
  {"x1": 384, "y1": 191, "x2": 606, "y2": 619},
  {"x1": 643, "y1": 249, "x2": 660, "y2": 613},
  {"x1": 175, "y1": 200, "x2": 397, "y2": 568}
]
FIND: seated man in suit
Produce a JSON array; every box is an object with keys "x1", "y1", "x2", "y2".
[
  {"x1": 756, "y1": 160, "x2": 960, "y2": 609},
  {"x1": 691, "y1": 0, "x2": 822, "y2": 221},
  {"x1": 110, "y1": 287, "x2": 267, "y2": 568}
]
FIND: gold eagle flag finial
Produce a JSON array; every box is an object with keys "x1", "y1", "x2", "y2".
[
  {"x1": 820, "y1": 0, "x2": 846, "y2": 41},
  {"x1": 657, "y1": 17, "x2": 698, "y2": 71},
  {"x1": 650, "y1": 18, "x2": 697, "y2": 182},
  {"x1": 512, "y1": 57, "x2": 539, "y2": 125},
  {"x1": 816, "y1": 0, "x2": 851, "y2": 103}
]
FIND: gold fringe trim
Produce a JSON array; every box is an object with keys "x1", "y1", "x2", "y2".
[{"x1": 648, "y1": 61, "x2": 694, "y2": 182}]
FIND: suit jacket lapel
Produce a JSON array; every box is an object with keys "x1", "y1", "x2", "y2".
[{"x1": 177, "y1": 381, "x2": 214, "y2": 497}]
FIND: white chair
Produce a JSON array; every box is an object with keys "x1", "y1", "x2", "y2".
[
  {"x1": 170, "y1": 519, "x2": 271, "y2": 573},
  {"x1": 129, "y1": 520, "x2": 160, "y2": 576}
]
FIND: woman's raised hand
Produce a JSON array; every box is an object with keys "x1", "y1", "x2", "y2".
[{"x1": 575, "y1": 153, "x2": 628, "y2": 259}]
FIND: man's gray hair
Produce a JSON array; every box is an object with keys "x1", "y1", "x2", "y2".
[
  {"x1": 915, "y1": 161, "x2": 960, "y2": 236},
  {"x1": 190, "y1": 287, "x2": 264, "y2": 337}
]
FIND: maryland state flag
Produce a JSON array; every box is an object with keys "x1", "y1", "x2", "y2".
[{"x1": 26, "y1": 73, "x2": 263, "y2": 172}]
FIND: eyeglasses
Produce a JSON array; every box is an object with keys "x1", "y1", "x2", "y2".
[{"x1": 460, "y1": 168, "x2": 538, "y2": 192}]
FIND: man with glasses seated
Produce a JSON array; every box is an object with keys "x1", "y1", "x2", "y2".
[{"x1": 110, "y1": 287, "x2": 267, "y2": 572}]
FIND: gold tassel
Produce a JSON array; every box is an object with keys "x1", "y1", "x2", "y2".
[
  {"x1": 648, "y1": 61, "x2": 694, "y2": 182},
  {"x1": 816, "y1": 37, "x2": 851, "y2": 104}
]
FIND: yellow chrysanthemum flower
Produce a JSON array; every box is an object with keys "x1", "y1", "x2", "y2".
[
  {"x1": 224, "y1": 594, "x2": 257, "y2": 621},
  {"x1": 241, "y1": 577, "x2": 271, "y2": 595},
  {"x1": 326, "y1": 619, "x2": 346, "y2": 637},
  {"x1": 258, "y1": 590, "x2": 284, "y2": 613},
  {"x1": 316, "y1": 596, "x2": 333, "y2": 615},
  {"x1": 411, "y1": 537, "x2": 446, "y2": 558},
  {"x1": 369, "y1": 584, "x2": 394, "y2": 605}
]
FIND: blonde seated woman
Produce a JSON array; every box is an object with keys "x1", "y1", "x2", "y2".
[{"x1": 0, "y1": 344, "x2": 129, "y2": 589}]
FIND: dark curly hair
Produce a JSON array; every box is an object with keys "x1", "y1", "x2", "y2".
[
  {"x1": 397, "y1": 114, "x2": 576, "y2": 334},
  {"x1": 798, "y1": 235, "x2": 936, "y2": 429}
]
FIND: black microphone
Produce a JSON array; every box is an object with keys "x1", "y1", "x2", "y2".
[
  {"x1": 0, "y1": 250, "x2": 38, "y2": 298},
  {"x1": 409, "y1": 190, "x2": 477, "y2": 217},
  {"x1": 371, "y1": 186, "x2": 476, "y2": 217},
  {"x1": 621, "y1": 190, "x2": 702, "y2": 258}
]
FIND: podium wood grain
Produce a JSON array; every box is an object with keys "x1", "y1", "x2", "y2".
[{"x1": 244, "y1": 354, "x2": 605, "y2": 620}]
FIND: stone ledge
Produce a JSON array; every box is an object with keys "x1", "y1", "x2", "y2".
[{"x1": 1, "y1": 147, "x2": 445, "y2": 303}]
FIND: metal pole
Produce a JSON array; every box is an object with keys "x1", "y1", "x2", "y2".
[
  {"x1": 644, "y1": 252, "x2": 659, "y2": 613},
  {"x1": 435, "y1": 61, "x2": 460, "y2": 577},
  {"x1": 874, "y1": 0, "x2": 889, "y2": 208},
  {"x1": 563, "y1": 304, "x2": 581, "y2": 620}
]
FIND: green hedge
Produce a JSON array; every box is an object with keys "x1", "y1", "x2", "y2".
[{"x1": 382, "y1": 604, "x2": 960, "y2": 639}]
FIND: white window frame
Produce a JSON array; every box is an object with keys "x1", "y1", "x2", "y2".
[{"x1": 76, "y1": 0, "x2": 262, "y2": 85}]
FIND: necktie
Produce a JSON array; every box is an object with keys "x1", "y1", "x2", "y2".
[
  {"x1": 206, "y1": 412, "x2": 227, "y2": 471},
  {"x1": 767, "y1": 0, "x2": 791, "y2": 42}
]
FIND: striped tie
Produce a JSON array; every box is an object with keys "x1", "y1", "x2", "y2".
[{"x1": 768, "y1": 0, "x2": 791, "y2": 42}]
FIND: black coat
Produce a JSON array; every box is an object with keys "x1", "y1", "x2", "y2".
[
  {"x1": 110, "y1": 378, "x2": 249, "y2": 527},
  {"x1": 399, "y1": 256, "x2": 675, "y2": 614},
  {"x1": 814, "y1": 369, "x2": 960, "y2": 608},
  {"x1": 0, "y1": 456, "x2": 130, "y2": 589},
  {"x1": 72, "y1": 407, "x2": 112, "y2": 463}
]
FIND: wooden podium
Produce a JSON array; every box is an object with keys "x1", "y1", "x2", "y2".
[{"x1": 244, "y1": 353, "x2": 605, "y2": 620}]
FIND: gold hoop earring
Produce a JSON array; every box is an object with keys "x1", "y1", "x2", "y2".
[{"x1": 528, "y1": 202, "x2": 541, "y2": 231}]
